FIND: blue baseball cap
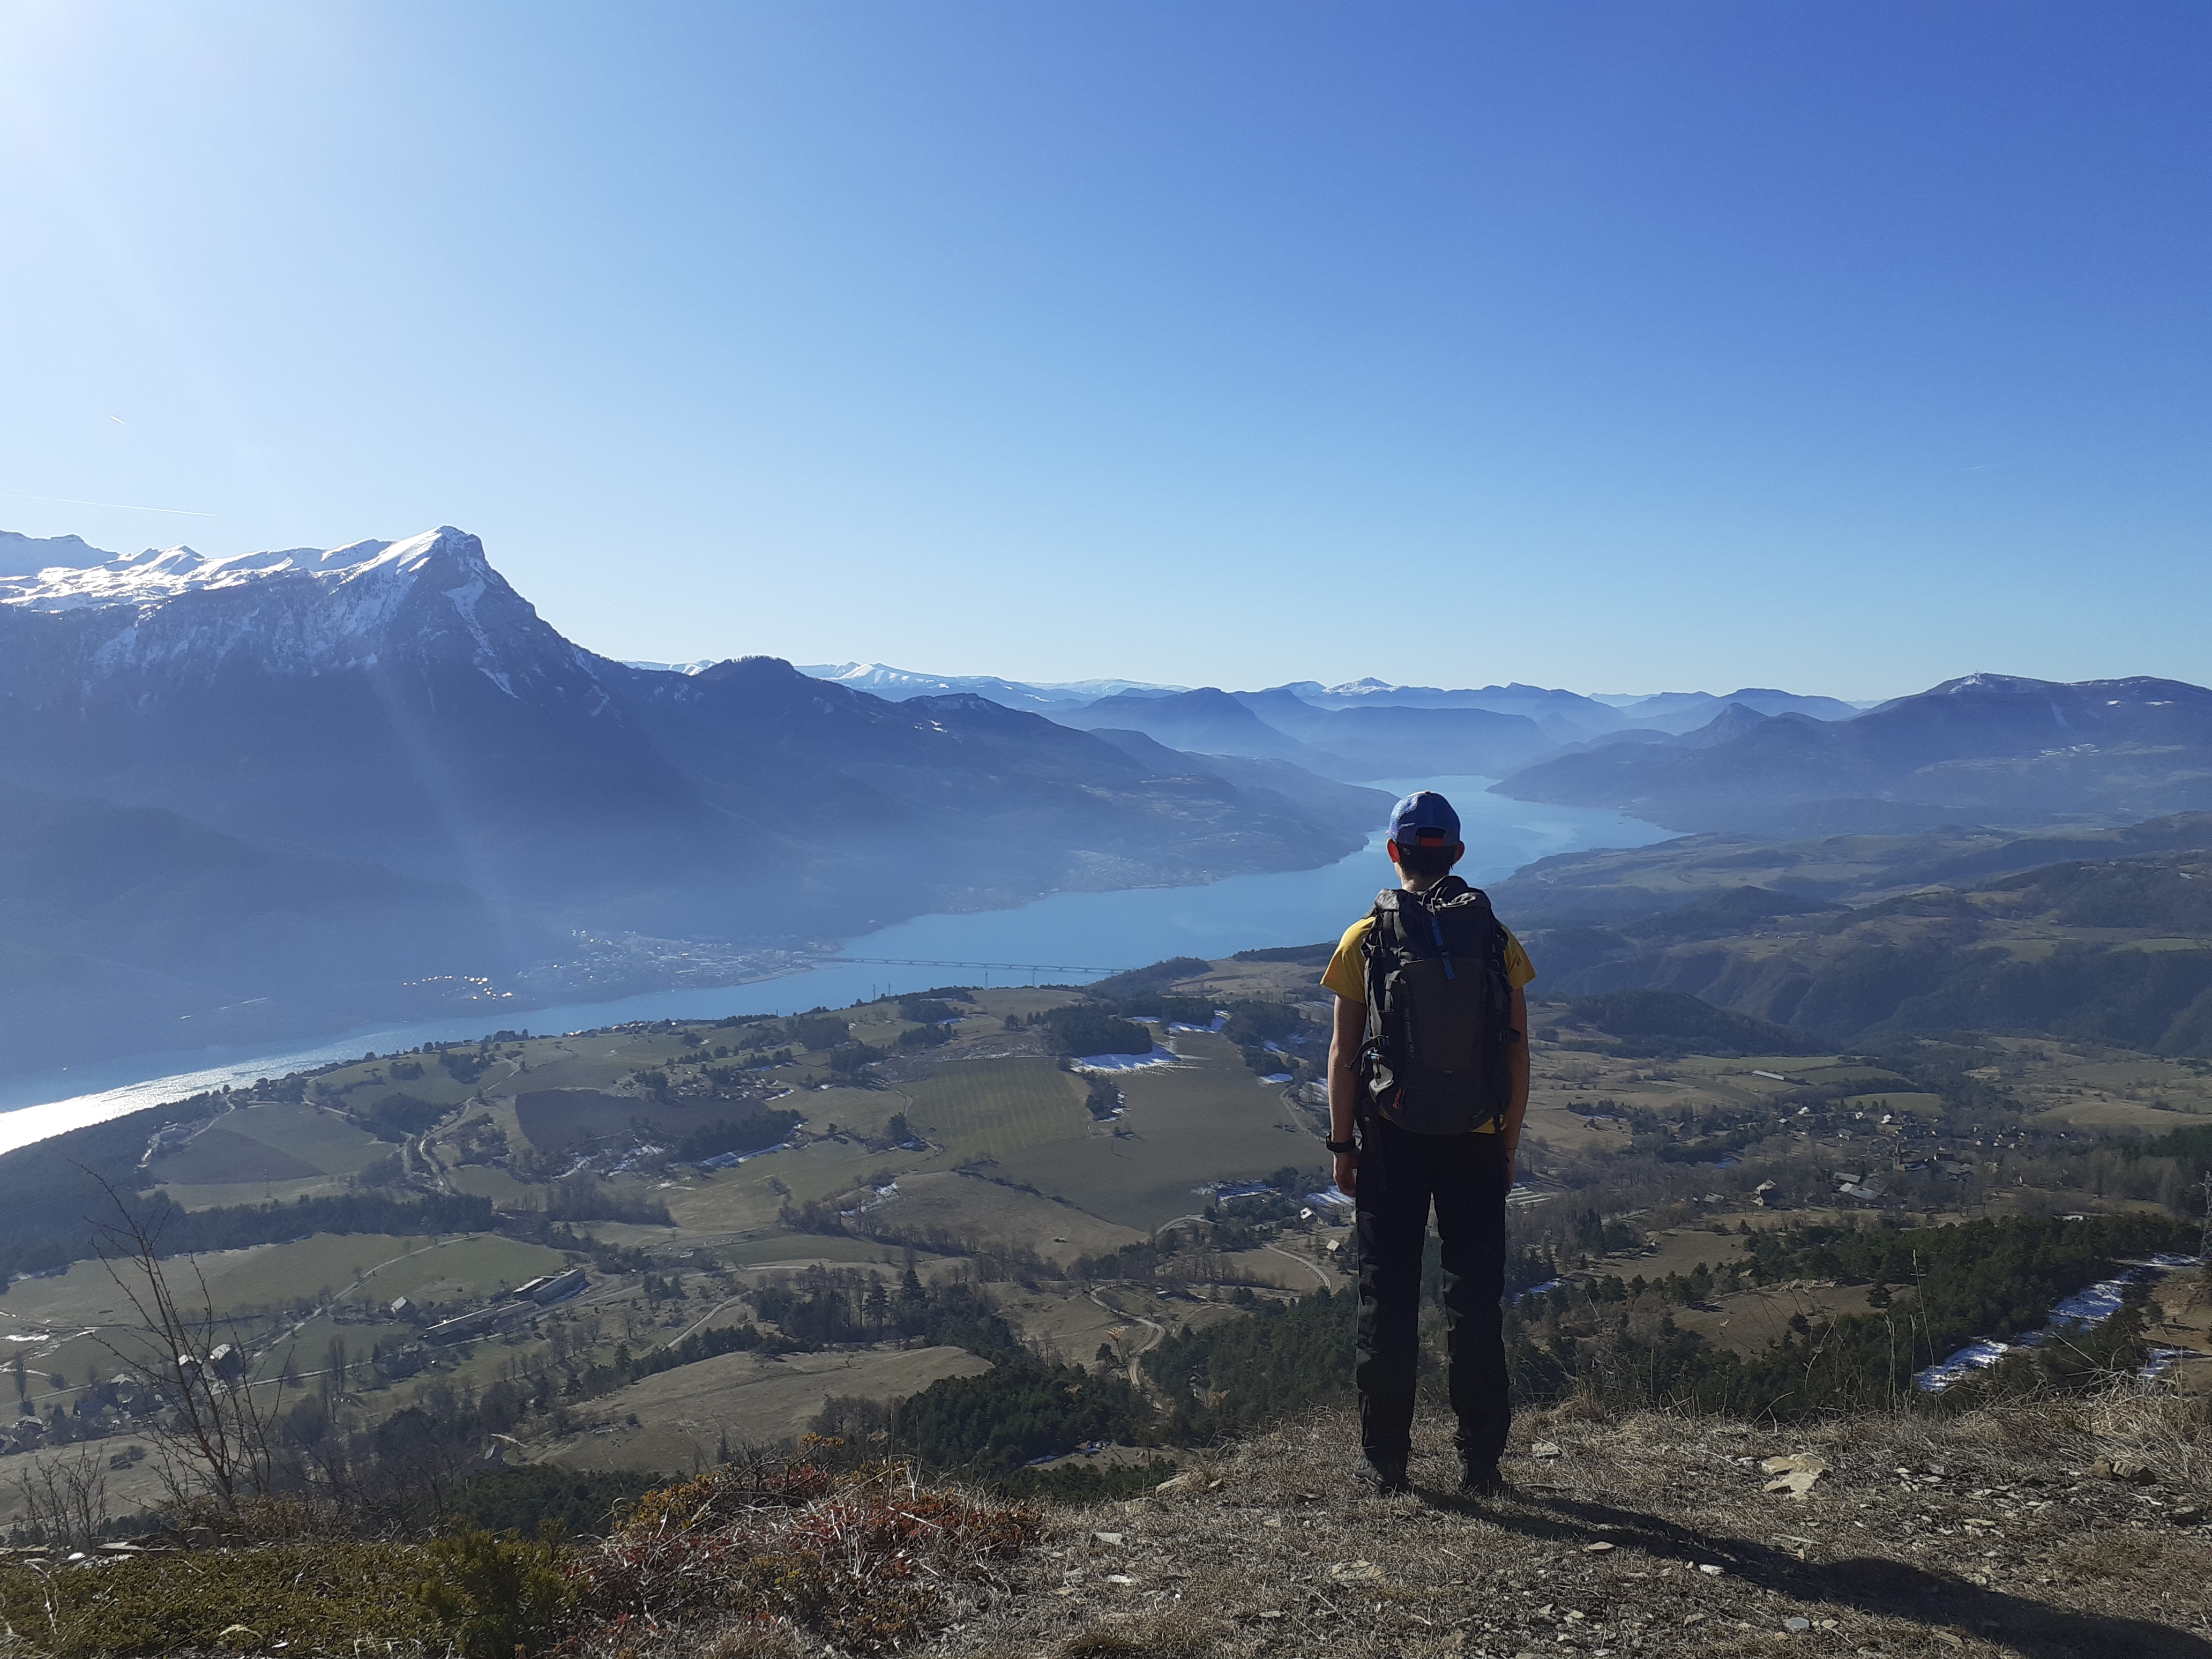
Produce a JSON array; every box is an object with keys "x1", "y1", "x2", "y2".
[{"x1": 1389, "y1": 790, "x2": 1461, "y2": 848}]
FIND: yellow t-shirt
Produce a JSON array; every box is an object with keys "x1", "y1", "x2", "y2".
[{"x1": 1321, "y1": 914, "x2": 1537, "y2": 1004}]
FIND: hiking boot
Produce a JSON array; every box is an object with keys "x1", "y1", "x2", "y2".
[
  {"x1": 1459, "y1": 1460, "x2": 1512, "y2": 1497},
  {"x1": 1355, "y1": 1454, "x2": 1410, "y2": 1495}
]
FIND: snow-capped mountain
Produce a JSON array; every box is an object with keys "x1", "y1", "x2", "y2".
[
  {"x1": 0, "y1": 527, "x2": 1378, "y2": 946},
  {"x1": 0, "y1": 526, "x2": 606, "y2": 704}
]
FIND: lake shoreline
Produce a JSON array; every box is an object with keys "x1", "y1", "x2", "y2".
[{"x1": 0, "y1": 779, "x2": 1669, "y2": 1155}]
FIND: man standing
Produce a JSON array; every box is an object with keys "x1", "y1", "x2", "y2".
[{"x1": 1322, "y1": 790, "x2": 1535, "y2": 1494}]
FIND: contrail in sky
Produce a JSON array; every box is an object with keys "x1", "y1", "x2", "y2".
[{"x1": 0, "y1": 491, "x2": 215, "y2": 518}]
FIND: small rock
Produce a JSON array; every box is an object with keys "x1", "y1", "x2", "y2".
[
  {"x1": 1762, "y1": 1455, "x2": 1828, "y2": 1499},
  {"x1": 216, "y1": 1627, "x2": 258, "y2": 1651},
  {"x1": 1104, "y1": 1574, "x2": 1135, "y2": 1586},
  {"x1": 1784, "y1": 1617, "x2": 1812, "y2": 1633},
  {"x1": 1331, "y1": 1559, "x2": 1386, "y2": 1584},
  {"x1": 1531, "y1": 1441, "x2": 1563, "y2": 1459},
  {"x1": 1761, "y1": 1454, "x2": 1829, "y2": 1477},
  {"x1": 1698, "y1": 1563, "x2": 1724, "y2": 1576},
  {"x1": 1092, "y1": 1531, "x2": 1124, "y2": 1545},
  {"x1": 1582, "y1": 1541, "x2": 1615, "y2": 1553},
  {"x1": 2170, "y1": 1504, "x2": 2205, "y2": 1527},
  {"x1": 1153, "y1": 1472, "x2": 1198, "y2": 1494}
]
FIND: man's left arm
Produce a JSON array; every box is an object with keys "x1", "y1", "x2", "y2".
[{"x1": 1503, "y1": 985, "x2": 1529, "y2": 1184}]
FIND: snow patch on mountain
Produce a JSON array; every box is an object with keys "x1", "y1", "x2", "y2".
[{"x1": 0, "y1": 526, "x2": 580, "y2": 696}]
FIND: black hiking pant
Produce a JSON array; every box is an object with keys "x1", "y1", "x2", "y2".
[{"x1": 1353, "y1": 1118, "x2": 1512, "y2": 1471}]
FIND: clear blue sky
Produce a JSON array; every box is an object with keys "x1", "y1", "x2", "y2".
[{"x1": 3, "y1": 3, "x2": 2206, "y2": 699}]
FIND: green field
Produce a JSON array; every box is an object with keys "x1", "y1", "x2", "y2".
[
  {"x1": 446, "y1": 1165, "x2": 540, "y2": 1207},
  {"x1": 718, "y1": 1232, "x2": 924, "y2": 1268},
  {"x1": 543, "y1": 1344, "x2": 992, "y2": 1476},
  {"x1": 153, "y1": 1125, "x2": 319, "y2": 1184},
  {"x1": 148, "y1": 1103, "x2": 391, "y2": 1208},
  {"x1": 989, "y1": 1034, "x2": 1311, "y2": 1231},
  {"x1": 0, "y1": 1232, "x2": 573, "y2": 1334},
  {"x1": 223, "y1": 1102, "x2": 388, "y2": 1175},
  {"x1": 1840, "y1": 1091, "x2": 1945, "y2": 1114},
  {"x1": 158, "y1": 1175, "x2": 353, "y2": 1211},
  {"x1": 901, "y1": 1056, "x2": 1094, "y2": 1161},
  {"x1": 859, "y1": 1170, "x2": 1144, "y2": 1262}
]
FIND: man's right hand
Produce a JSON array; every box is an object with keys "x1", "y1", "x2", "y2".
[{"x1": 1334, "y1": 1150, "x2": 1357, "y2": 1199}]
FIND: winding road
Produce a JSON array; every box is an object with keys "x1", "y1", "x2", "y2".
[{"x1": 1088, "y1": 1286, "x2": 1165, "y2": 1392}]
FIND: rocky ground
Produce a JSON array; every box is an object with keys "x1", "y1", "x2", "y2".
[
  {"x1": 900, "y1": 1393, "x2": 2212, "y2": 1659},
  {"x1": 5, "y1": 1396, "x2": 2206, "y2": 1658}
]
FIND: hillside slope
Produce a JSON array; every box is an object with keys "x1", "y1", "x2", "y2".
[
  {"x1": 0, "y1": 779, "x2": 552, "y2": 1074},
  {"x1": 1489, "y1": 816, "x2": 2212, "y2": 1053}
]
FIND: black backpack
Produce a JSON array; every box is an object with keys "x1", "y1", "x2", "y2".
[{"x1": 1358, "y1": 875, "x2": 1515, "y2": 1136}]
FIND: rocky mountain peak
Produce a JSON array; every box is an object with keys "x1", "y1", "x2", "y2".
[{"x1": 0, "y1": 523, "x2": 583, "y2": 696}]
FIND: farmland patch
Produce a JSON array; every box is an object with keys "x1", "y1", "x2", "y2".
[
  {"x1": 542, "y1": 1344, "x2": 992, "y2": 1475},
  {"x1": 152, "y1": 1125, "x2": 318, "y2": 1185},
  {"x1": 221, "y1": 1102, "x2": 388, "y2": 1175},
  {"x1": 900, "y1": 1058, "x2": 1092, "y2": 1162},
  {"x1": 513, "y1": 1089, "x2": 651, "y2": 1150},
  {"x1": 988, "y1": 1034, "x2": 1312, "y2": 1231}
]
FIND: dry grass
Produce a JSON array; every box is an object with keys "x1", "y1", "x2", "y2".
[
  {"x1": 907, "y1": 1395, "x2": 2212, "y2": 1658},
  {"x1": 7, "y1": 1396, "x2": 2207, "y2": 1657},
  {"x1": 563, "y1": 1458, "x2": 1041, "y2": 1656},
  {"x1": 0, "y1": 1540, "x2": 436, "y2": 1656}
]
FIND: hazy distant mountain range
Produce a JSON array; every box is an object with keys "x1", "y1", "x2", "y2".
[
  {"x1": 5, "y1": 521, "x2": 2210, "y2": 1075},
  {"x1": 796, "y1": 660, "x2": 2212, "y2": 836},
  {"x1": 792, "y1": 659, "x2": 1871, "y2": 742},
  {"x1": 1498, "y1": 674, "x2": 2212, "y2": 834}
]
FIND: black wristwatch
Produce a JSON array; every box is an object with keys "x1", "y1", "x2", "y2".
[{"x1": 1324, "y1": 1137, "x2": 1358, "y2": 1155}]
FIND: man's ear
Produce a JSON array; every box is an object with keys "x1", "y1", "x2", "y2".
[
  {"x1": 1450, "y1": 842, "x2": 1467, "y2": 865},
  {"x1": 1385, "y1": 840, "x2": 1403, "y2": 866}
]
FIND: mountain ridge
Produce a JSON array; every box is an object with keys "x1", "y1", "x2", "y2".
[
  {"x1": 0, "y1": 525, "x2": 1384, "y2": 952},
  {"x1": 1495, "y1": 671, "x2": 2212, "y2": 829}
]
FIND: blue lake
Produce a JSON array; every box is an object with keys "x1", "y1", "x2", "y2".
[{"x1": 0, "y1": 778, "x2": 1668, "y2": 1152}]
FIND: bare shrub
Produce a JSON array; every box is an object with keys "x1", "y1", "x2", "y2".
[
  {"x1": 571, "y1": 1458, "x2": 1040, "y2": 1655},
  {"x1": 85, "y1": 1175, "x2": 292, "y2": 1512},
  {"x1": 10, "y1": 1446, "x2": 109, "y2": 1550}
]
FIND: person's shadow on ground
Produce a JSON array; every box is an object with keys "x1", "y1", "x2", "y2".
[{"x1": 1425, "y1": 1483, "x2": 2209, "y2": 1659}]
